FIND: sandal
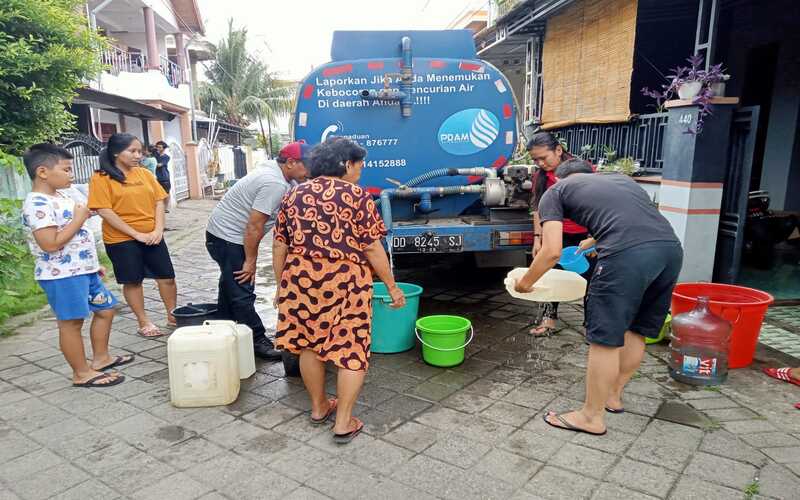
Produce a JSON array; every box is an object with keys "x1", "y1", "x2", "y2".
[
  {"x1": 542, "y1": 411, "x2": 606, "y2": 436},
  {"x1": 605, "y1": 406, "x2": 625, "y2": 414},
  {"x1": 333, "y1": 417, "x2": 364, "y2": 444},
  {"x1": 73, "y1": 373, "x2": 125, "y2": 388},
  {"x1": 310, "y1": 398, "x2": 338, "y2": 425},
  {"x1": 137, "y1": 324, "x2": 165, "y2": 338},
  {"x1": 763, "y1": 367, "x2": 800, "y2": 387},
  {"x1": 94, "y1": 354, "x2": 135, "y2": 372}
]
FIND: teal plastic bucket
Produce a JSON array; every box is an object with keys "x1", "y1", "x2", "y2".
[
  {"x1": 371, "y1": 282, "x2": 424, "y2": 353},
  {"x1": 415, "y1": 315, "x2": 473, "y2": 367}
]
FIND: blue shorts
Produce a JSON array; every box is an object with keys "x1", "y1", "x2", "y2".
[{"x1": 38, "y1": 273, "x2": 118, "y2": 321}]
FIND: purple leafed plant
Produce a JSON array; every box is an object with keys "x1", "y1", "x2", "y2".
[{"x1": 641, "y1": 54, "x2": 730, "y2": 135}]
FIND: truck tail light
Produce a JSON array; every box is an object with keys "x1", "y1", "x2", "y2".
[{"x1": 498, "y1": 231, "x2": 534, "y2": 246}]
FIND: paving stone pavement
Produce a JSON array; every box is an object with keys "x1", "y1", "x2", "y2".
[{"x1": 1, "y1": 199, "x2": 799, "y2": 500}]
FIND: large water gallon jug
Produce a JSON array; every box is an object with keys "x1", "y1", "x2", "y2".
[
  {"x1": 202, "y1": 320, "x2": 255, "y2": 379},
  {"x1": 504, "y1": 268, "x2": 587, "y2": 302},
  {"x1": 168, "y1": 324, "x2": 240, "y2": 407},
  {"x1": 669, "y1": 296, "x2": 732, "y2": 386}
]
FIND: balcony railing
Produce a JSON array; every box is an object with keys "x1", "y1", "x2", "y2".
[
  {"x1": 99, "y1": 46, "x2": 184, "y2": 88},
  {"x1": 100, "y1": 45, "x2": 146, "y2": 75},
  {"x1": 489, "y1": 0, "x2": 525, "y2": 25},
  {"x1": 550, "y1": 112, "x2": 669, "y2": 173},
  {"x1": 159, "y1": 56, "x2": 185, "y2": 88}
]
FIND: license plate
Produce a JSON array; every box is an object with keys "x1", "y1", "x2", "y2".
[{"x1": 391, "y1": 233, "x2": 463, "y2": 254}]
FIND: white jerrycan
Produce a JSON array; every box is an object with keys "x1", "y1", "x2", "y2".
[
  {"x1": 504, "y1": 268, "x2": 587, "y2": 302},
  {"x1": 168, "y1": 324, "x2": 240, "y2": 407},
  {"x1": 202, "y1": 320, "x2": 256, "y2": 379}
]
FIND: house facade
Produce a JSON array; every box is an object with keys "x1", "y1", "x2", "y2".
[
  {"x1": 65, "y1": 0, "x2": 212, "y2": 205},
  {"x1": 469, "y1": 0, "x2": 800, "y2": 299}
]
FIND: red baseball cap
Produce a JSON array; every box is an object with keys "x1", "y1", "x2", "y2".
[{"x1": 278, "y1": 141, "x2": 313, "y2": 163}]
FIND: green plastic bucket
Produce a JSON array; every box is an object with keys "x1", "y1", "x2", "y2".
[
  {"x1": 371, "y1": 282, "x2": 424, "y2": 353},
  {"x1": 415, "y1": 315, "x2": 473, "y2": 367},
  {"x1": 646, "y1": 314, "x2": 672, "y2": 345}
]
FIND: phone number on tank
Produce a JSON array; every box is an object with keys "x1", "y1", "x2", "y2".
[
  {"x1": 363, "y1": 139, "x2": 399, "y2": 147},
  {"x1": 365, "y1": 159, "x2": 407, "y2": 168}
]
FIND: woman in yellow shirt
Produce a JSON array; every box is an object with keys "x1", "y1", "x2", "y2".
[{"x1": 88, "y1": 133, "x2": 177, "y2": 337}]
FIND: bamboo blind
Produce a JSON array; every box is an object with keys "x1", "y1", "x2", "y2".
[{"x1": 541, "y1": 0, "x2": 638, "y2": 128}]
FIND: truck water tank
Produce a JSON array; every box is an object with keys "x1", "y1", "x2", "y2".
[
  {"x1": 168, "y1": 324, "x2": 240, "y2": 407},
  {"x1": 294, "y1": 30, "x2": 517, "y2": 221}
]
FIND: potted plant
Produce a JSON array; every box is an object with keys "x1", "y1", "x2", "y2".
[{"x1": 641, "y1": 54, "x2": 730, "y2": 134}]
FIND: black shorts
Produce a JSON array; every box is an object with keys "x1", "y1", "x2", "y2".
[
  {"x1": 105, "y1": 239, "x2": 176, "y2": 284},
  {"x1": 159, "y1": 180, "x2": 171, "y2": 194},
  {"x1": 585, "y1": 241, "x2": 683, "y2": 347}
]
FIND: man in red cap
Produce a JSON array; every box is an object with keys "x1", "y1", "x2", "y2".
[{"x1": 205, "y1": 142, "x2": 312, "y2": 360}]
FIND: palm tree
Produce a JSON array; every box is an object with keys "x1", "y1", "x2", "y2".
[{"x1": 198, "y1": 20, "x2": 294, "y2": 157}]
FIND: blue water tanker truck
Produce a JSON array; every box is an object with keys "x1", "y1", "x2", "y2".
[{"x1": 293, "y1": 30, "x2": 537, "y2": 266}]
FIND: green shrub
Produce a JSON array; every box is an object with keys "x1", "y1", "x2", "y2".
[
  {"x1": 0, "y1": 0, "x2": 105, "y2": 160},
  {"x1": 0, "y1": 199, "x2": 46, "y2": 326}
]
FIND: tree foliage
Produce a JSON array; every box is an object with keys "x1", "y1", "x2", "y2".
[
  {"x1": 197, "y1": 19, "x2": 294, "y2": 130},
  {"x1": 0, "y1": 0, "x2": 105, "y2": 165}
]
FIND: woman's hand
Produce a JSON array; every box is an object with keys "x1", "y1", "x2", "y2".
[
  {"x1": 133, "y1": 232, "x2": 150, "y2": 244},
  {"x1": 388, "y1": 285, "x2": 406, "y2": 309},
  {"x1": 149, "y1": 229, "x2": 164, "y2": 246},
  {"x1": 578, "y1": 237, "x2": 597, "y2": 257}
]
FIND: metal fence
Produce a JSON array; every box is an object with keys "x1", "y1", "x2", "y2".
[
  {"x1": 159, "y1": 56, "x2": 185, "y2": 88},
  {"x1": 169, "y1": 142, "x2": 190, "y2": 201},
  {"x1": 100, "y1": 45, "x2": 146, "y2": 75},
  {"x1": 550, "y1": 112, "x2": 669, "y2": 173},
  {"x1": 62, "y1": 133, "x2": 104, "y2": 184}
]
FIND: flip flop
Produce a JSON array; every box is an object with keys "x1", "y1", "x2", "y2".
[
  {"x1": 333, "y1": 417, "x2": 364, "y2": 444},
  {"x1": 137, "y1": 324, "x2": 165, "y2": 338},
  {"x1": 310, "y1": 398, "x2": 338, "y2": 425},
  {"x1": 95, "y1": 354, "x2": 135, "y2": 372},
  {"x1": 73, "y1": 373, "x2": 125, "y2": 388},
  {"x1": 605, "y1": 406, "x2": 625, "y2": 414},
  {"x1": 542, "y1": 411, "x2": 606, "y2": 436},
  {"x1": 762, "y1": 367, "x2": 800, "y2": 387}
]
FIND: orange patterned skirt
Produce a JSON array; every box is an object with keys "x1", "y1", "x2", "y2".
[{"x1": 275, "y1": 254, "x2": 374, "y2": 371}]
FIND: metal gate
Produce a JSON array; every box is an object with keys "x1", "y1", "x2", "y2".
[
  {"x1": 169, "y1": 142, "x2": 189, "y2": 201},
  {"x1": 233, "y1": 147, "x2": 247, "y2": 179},
  {"x1": 62, "y1": 134, "x2": 103, "y2": 184},
  {"x1": 714, "y1": 106, "x2": 760, "y2": 283}
]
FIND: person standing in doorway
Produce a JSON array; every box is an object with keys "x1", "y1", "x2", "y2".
[
  {"x1": 89, "y1": 133, "x2": 178, "y2": 338},
  {"x1": 153, "y1": 141, "x2": 171, "y2": 196},
  {"x1": 205, "y1": 142, "x2": 312, "y2": 360},
  {"x1": 515, "y1": 159, "x2": 682, "y2": 436}
]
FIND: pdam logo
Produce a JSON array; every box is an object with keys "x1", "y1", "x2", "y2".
[{"x1": 438, "y1": 108, "x2": 500, "y2": 155}]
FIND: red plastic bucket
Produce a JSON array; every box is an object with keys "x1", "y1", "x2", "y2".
[{"x1": 671, "y1": 283, "x2": 773, "y2": 369}]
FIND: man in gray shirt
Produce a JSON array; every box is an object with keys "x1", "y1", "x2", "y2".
[
  {"x1": 206, "y1": 142, "x2": 311, "y2": 360},
  {"x1": 515, "y1": 159, "x2": 682, "y2": 437}
]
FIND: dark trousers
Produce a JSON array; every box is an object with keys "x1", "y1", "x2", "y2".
[
  {"x1": 205, "y1": 231, "x2": 265, "y2": 341},
  {"x1": 542, "y1": 232, "x2": 596, "y2": 320}
]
